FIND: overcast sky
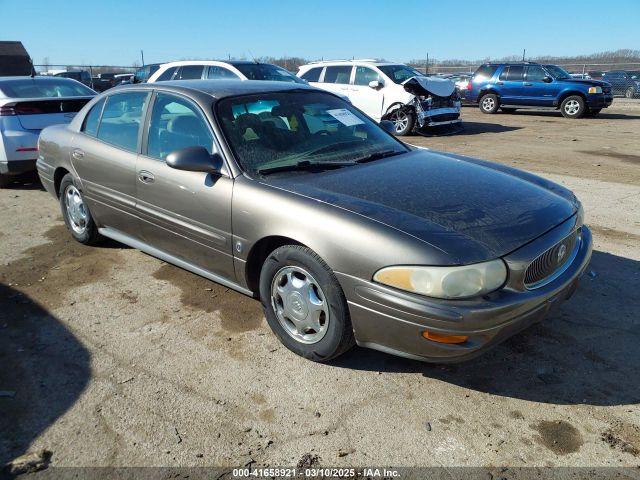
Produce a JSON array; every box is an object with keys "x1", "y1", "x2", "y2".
[{"x1": 3, "y1": 0, "x2": 639, "y2": 66}]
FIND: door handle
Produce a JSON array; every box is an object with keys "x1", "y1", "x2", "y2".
[
  {"x1": 72, "y1": 149, "x2": 84, "y2": 160},
  {"x1": 138, "y1": 170, "x2": 155, "y2": 184}
]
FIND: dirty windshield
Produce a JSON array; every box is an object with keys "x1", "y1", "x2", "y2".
[{"x1": 216, "y1": 91, "x2": 407, "y2": 175}]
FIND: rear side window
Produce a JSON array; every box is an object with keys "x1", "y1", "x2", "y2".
[
  {"x1": 176, "y1": 65, "x2": 204, "y2": 80},
  {"x1": 506, "y1": 65, "x2": 524, "y2": 81},
  {"x1": 97, "y1": 92, "x2": 149, "y2": 152},
  {"x1": 300, "y1": 67, "x2": 321, "y2": 82},
  {"x1": 474, "y1": 65, "x2": 498, "y2": 81},
  {"x1": 323, "y1": 66, "x2": 352, "y2": 84},
  {"x1": 354, "y1": 66, "x2": 381, "y2": 86},
  {"x1": 146, "y1": 93, "x2": 213, "y2": 160},
  {"x1": 82, "y1": 98, "x2": 105, "y2": 136},
  {"x1": 156, "y1": 67, "x2": 177, "y2": 81}
]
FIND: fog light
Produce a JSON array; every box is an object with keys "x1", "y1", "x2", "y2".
[{"x1": 422, "y1": 330, "x2": 469, "y2": 344}]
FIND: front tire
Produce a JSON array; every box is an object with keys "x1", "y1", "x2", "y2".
[
  {"x1": 560, "y1": 95, "x2": 586, "y2": 118},
  {"x1": 259, "y1": 245, "x2": 355, "y2": 362},
  {"x1": 59, "y1": 173, "x2": 101, "y2": 245},
  {"x1": 387, "y1": 109, "x2": 415, "y2": 136},
  {"x1": 479, "y1": 93, "x2": 500, "y2": 114}
]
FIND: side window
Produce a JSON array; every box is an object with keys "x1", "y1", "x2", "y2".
[
  {"x1": 206, "y1": 66, "x2": 240, "y2": 80},
  {"x1": 474, "y1": 65, "x2": 498, "y2": 81},
  {"x1": 526, "y1": 65, "x2": 547, "y2": 82},
  {"x1": 300, "y1": 67, "x2": 321, "y2": 82},
  {"x1": 176, "y1": 65, "x2": 204, "y2": 80},
  {"x1": 81, "y1": 98, "x2": 105, "y2": 137},
  {"x1": 506, "y1": 65, "x2": 524, "y2": 81},
  {"x1": 323, "y1": 66, "x2": 352, "y2": 84},
  {"x1": 499, "y1": 66, "x2": 509, "y2": 81},
  {"x1": 147, "y1": 93, "x2": 213, "y2": 160},
  {"x1": 97, "y1": 92, "x2": 149, "y2": 152},
  {"x1": 354, "y1": 66, "x2": 381, "y2": 86},
  {"x1": 156, "y1": 67, "x2": 177, "y2": 81}
]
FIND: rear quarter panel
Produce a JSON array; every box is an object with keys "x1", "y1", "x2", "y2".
[{"x1": 37, "y1": 124, "x2": 76, "y2": 197}]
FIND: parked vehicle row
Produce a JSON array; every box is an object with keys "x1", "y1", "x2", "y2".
[
  {"x1": 35, "y1": 79, "x2": 592, "y2": 363},
  {"x1": 466, "y1": 62, "x2": 614, "y2": 118}
]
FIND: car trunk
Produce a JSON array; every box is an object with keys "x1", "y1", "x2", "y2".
[{"x1": 9, "y1": 98, "x2": 92, "y2": 130}]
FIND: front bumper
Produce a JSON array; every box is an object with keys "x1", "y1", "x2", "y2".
[
  {"x1": 416, "y1": 106, "x2": 462, "y2": 128},
  {"x1": 0, "y1": 158, "x2": 37, "y2": 175},
  {"x1": 586, "y1": 93, "x2": 613, "y2": 108},
  {"x1": 338, "y1": 220, "x2": 592, "y2": 363}
]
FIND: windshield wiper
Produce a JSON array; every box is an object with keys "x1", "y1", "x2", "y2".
[
  {"x1": 353, "y1": 150, "x2": 405, "y2": 164},
  {"x1": 258, "y1": 160, "x2": 355, "y2": 175}
]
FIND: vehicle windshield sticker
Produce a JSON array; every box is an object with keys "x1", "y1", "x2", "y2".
[{"x1": 327, "y1": 109, "x2": 364, "y2": 126}]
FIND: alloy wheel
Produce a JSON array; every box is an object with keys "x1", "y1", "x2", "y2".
[
  {"x1": 64, "y1": 185, "x2": 88, "y2": 235},
  {"x1": 389, "y1": 110, "x2": 409, "y2": 134},
  {"x1": 564, "y1": 99, "x2": 581, "y2": 116}
]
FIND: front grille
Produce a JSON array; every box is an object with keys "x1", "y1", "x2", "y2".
[{"x1": 524, "y1": 229, "x2": 580, "y2": 288}]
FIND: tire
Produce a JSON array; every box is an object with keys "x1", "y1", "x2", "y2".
[
  {"x1": 0, "y1": 174, "x2": 10, "y2": 188},
  {"x1": 560, "y1": 95, "x2": 586, "y2": 118},
  {"x1": 501, "y1": 107, "x2": 517, "y2": 113},
  {"x1": 259, "y1": 245, "x2": 355, "y2": 362},
  {"x1": 387, "y1": 109, "x2": 415, "y2": 136},
  {"x1": 479, "y1": 93, "x2": 500, "y2": 114},
  {"x1": 59, "y1": 173, "x2": 101, "y2": 245},
  {"x1": 625, "y1": 87, "x2": 635, "y2": 99},
  {"x1": 586, "y1": 108, "x2": 601, "y2": 117}
]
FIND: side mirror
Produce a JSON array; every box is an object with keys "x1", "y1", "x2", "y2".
[
  {"x1": 369, "y1": 80, "x2": 383, "y2": 89},
  {"x1": 380, "y1": 120, "x2": 396, "y2": 135},
  {"x1": 542, "y1": 76, "x2": 552, "y2": 83},
  {"x1": 166, "y1": 146, "x2": 223, "y2": 174}
]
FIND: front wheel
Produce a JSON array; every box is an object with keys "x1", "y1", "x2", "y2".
[
  {"x1": 259, "y1": 245, "x2": 355, "y2": 362},
  {"x1": 560, "y1": 95, "x2": 586, "y2": 118},
  {"x1": 387, "y1": 109, "x2": 415, "y2": 136},
  {"x1": 479, "y1": 94, "x2": 500, "y2": 114},
  {"x1": 59, "y1": 173, "x2": 101, "y2": 245}
]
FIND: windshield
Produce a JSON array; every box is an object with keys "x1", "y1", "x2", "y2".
[
  {"x1": 232, "y1": 64, "x2": 305, "y2": 84},
  {"x1": 216, "y1": 91, "x2": 407, "y2": 175},
  {"x1": 543, "y1": 65, "x2": 572, "y2": 80},
  {"x1": 378, "y1": 65, "x2": 424, "y2": 84},
  {"x1": 0, "y1": 78, "x2": 95, "y2": 98}
]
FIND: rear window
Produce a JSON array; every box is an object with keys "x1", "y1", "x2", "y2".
[
  {"x1": 176, "y1": 65, "x2": 204, "y2": 80},
  {"x1": 300, "y1": 67, "x2": 322, "y2": 82},
  {"x1": 473, "y1": 65, "x2": 498, "y2": 81},
  {"x1": 232, "y1": 64, "x2": 305, "y2": 83},
  {"x1": 323, "y1": 66, "x2": 352, "y2": 84},
  {"x1": 0, "y1": 78, "x2": 95, "y2": 98}
]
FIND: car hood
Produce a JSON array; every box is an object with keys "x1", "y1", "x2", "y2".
[
  {"x1": 560, "y1": 78, "x2": 610, "y2": 87},
  {"x1": 263, "y1": 150, "x2": 577, "y2": 264}
]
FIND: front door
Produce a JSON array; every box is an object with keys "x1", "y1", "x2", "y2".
[
  {"x1": 71, "y1": 91, "x2": 149, "y2": 236},
  {"x1": 135, "y1": 92, "x2": 235, "y2": 279},
  {"x1": 348, "y1": 66, "x2": 385, "y2": 121},
  {"x1": 522, "y1": 65, "x2": 560, "y2": 106}
]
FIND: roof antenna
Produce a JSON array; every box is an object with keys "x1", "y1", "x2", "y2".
[{"x1": 248, "y1": 50, "x2": 258, "y2": 64}]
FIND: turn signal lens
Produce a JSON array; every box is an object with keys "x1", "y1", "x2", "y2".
[
  {"x1": 422, "y1": 331, "x2": 469, "y2": 344},
  {"x1": 588, "y1": 86, "x2": 602, "y2": 94}
]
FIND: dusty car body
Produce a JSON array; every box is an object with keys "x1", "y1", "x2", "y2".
[{"x1": 37, "y1": 80, "x2": 592, "y2": 363}]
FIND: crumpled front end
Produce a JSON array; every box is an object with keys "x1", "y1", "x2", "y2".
[{"x1": 403, "y1": 76, "x2": 462, "y2": 129}]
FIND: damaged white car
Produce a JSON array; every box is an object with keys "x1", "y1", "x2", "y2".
[{"x1": 297, "y1": 60, "x2": 461, "y2": 135}]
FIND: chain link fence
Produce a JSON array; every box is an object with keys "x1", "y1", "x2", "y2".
[
  {"x1": 33, "y1": 64, "x2": 138, "y2": 92},
  {"x1": 412, "y1": 62, "x2": 640, "y2": 99}
]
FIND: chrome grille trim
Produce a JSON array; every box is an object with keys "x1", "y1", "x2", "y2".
[{"x1": 524, "y1": 229, "x2": 581, "y2": 289}]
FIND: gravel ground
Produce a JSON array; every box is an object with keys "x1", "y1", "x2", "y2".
[{"x1": 1, "y1": 100, "x2": 639, "y2": 471}]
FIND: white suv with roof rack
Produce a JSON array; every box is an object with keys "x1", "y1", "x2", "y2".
[{"x1": 297, "y1": 60, "x2": 461, "y2": 135}]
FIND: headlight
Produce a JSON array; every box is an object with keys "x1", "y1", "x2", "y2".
[
  {"x1": 588, "y1": 86, "x2": 602, "y2": 94},
  {"x1": 373, "y1": 259, "x2": 507, "y2": 299}
]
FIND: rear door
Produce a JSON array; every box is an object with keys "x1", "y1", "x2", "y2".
[
  {"x1": 71, "y1": 91, "x2": 149, "y2": 236},
  {"x1": 348, "y1": 66, "x2": 385, "y2": 120},
  {"x1": 497, "y1": 65, "x2": 525, "y2": 104},
  {"x1": 318, "y1": 65, "x2": 353, "y2": 98},
  {"x1": 135, "y1": 91, "x2": 235, "y2": 279}
]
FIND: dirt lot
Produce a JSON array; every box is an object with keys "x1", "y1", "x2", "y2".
[{"x1": 1, "y1": 100, "x2": 639, "y2": 471}]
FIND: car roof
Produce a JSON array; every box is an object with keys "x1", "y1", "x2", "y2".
[
  {"x1": 301, "y1": 60, "x2": 403, "y2": 68},
  {"x1": 115, "y1": 79, "x2": 316, "y2": 99}
]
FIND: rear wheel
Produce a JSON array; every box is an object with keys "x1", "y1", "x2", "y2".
[
  {"x1": 259, "y1": 245, "x2": 355, "y2": 362},
  {"x1": 387, "y1": 109, "x2": 415, "y2": 136},
  {"x1": 59, "y1": 173, "x2": 101, "y2": 245},
  {"x1": 560, "y1": 95, "x2": 586, "y2": 118},
  {"x1": 0, "y1": 174, "x2": 10, "y2": 188},
  {"x1": 479, "y1": 94, "x2": 499, "y2": 114}
]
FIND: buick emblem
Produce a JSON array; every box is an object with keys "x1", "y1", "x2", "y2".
[{"x1": 557, "y1": 244, "x2": 567, "y2": 264}]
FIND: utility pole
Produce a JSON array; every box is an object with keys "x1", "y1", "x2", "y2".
[
  {"x1": 140, "y1": 50, "x2": 145, "y2": 66},
  {"x1": 425, "y1": 52, "x2": 429, "y2": 75},
  {"x1": 522, "y1": 49, "x2": 526, "y2": 62}
]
